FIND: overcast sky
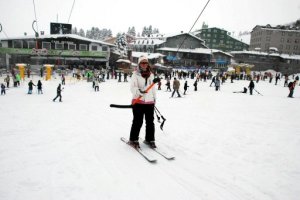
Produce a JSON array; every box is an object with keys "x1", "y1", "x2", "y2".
[{"x1": 0, "y1": 0, "x2": 299, "y2": 38}]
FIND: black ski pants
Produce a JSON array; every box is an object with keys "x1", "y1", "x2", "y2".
[
  {"x1": 130, "y1": 104, "x2": 155, "y2": 142},
  {"x1": 171, "y1": 89, "x2": 181, "y2": 97},
  {"x1": 53, "y1": 92, "x2": 62, "y2": 101},
  {"x1": 288, "y1": 89, "x2": 294, "y2": 97}
]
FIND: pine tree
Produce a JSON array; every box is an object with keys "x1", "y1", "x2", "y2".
[
  {"x1": 78, "y1": 29, "x2": 85, "y2": 37},
  {"x1": 115, "y1": 33, "x2": 127, "y2": 56},
  {"x1": 72, "y1": 27, "x2": 78, "y2": 34},
  {"x1": 148, "y1": 25, "x2": 152, "y2": 36},
  {"x1": 142, "y1": 27, "x2": 147, "y2": 37}
]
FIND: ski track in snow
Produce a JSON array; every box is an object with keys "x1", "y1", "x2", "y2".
[{"x1": 0, "y1": 75, "x2": 300, "y2": 200}]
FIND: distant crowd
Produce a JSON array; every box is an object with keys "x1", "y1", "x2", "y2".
[{"x1": 1, "y1": 66, "x2": 299, "y2": 98}]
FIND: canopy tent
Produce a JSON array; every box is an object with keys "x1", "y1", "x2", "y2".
[
  {"x1": 116, "y1": 59, "x2": 131, "y2": 64},
  {"x1": 263, "y1": 69, "x2": 278, "y2": 75},
  {"x1": 227, "y1": 67, "x2": 235, "y2": 72},
  {"x1": 153, "y1": 63, "x2": 172, "y2": 71}
]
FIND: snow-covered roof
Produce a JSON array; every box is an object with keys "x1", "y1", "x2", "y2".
[
  {"x1": 135, "y1": 34, "x2": 166, "y2": 39},
  {"x1": 132, "y1": 52, "x2": 165, "y2": 59},
  {"x1": 231, "y1": 50, "x2": 300, "y2": 60},
  {"x1": 131, "y1": 38, "x2": 165, "y2": 46},
  {"x1": 164, "y1": 32, "x2": 205, "y2": 43},
  {"x1": 1, "y1": 34, "x2": 116, "y2": 47},
  {"x1": 157, "y1": 47, "x2": 233, "y2": 57}
]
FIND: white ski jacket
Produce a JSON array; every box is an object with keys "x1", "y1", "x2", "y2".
[{"x1": 130, "y1": 70, "x2": 156, "y2": 104}]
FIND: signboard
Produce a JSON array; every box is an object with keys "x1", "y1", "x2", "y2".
[
  {"x1": 50, "y1": 23, "x2": 72, "y2": 34},
  {"x1": 0, "y1": 47, "x2": 108, "y2": 57}
]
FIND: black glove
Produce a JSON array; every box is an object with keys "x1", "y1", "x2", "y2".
[
  {"x1": 139, "y1": 89, "x2": 147, "y2": 94},
  {"x1": 153, "y1": 77, "x2": 161, "y2": 83}
]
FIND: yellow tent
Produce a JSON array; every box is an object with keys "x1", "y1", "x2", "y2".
[{"x1": 44, "y1": 64, "x2": 54, "y2": 81}]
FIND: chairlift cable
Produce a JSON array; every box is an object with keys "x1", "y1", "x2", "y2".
[
  {"x1": 68, "y1": 0, "x2": 76, "y2": 23},
  {"x1": 0, "y1": 24, "x2": 8, "y2": 39},
  {"x1": 32, "y1": 0, "x2": 39, "y2": 33},
  {"x1": 2, "y1": 29, "x2": 9, "y2": 39},
  {"x1": 174, "y1": 0, "x2": 211, "y2": 58}
]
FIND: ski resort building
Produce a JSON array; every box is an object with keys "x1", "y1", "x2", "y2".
[
  {"x1": 0, "y1": 34, "x2": 116, "y2": 71},
  {"x1": 129, "y1": 32, "x2": 233, "y2": 70}
]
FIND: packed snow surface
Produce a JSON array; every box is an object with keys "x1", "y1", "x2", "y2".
[{"x1": 0, "y1": 75, "x2": 300, "y2": 200}]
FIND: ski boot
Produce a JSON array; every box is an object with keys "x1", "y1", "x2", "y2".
[
  {"x1": 128, "y1": 140, "x2": 140, "y2": 149},
  {"x1": 144, "y1": 140, "x2": 157, "y2": 148}
]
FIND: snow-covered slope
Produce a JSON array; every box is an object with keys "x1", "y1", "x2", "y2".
[{"x1": 0, "y1": 75, "x2": 299, "y2": 200}]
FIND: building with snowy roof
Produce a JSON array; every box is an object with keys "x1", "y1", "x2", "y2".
[
  {"x1": 193, "y1": 27, "x2": 249, "y2": 52},
  {"x1": 250, "y1": 24, "x2": 300, "y2": 55},
  {"x1": 0, "y1": 34, "x2": 116, "y2": 70},
  {"x1": 129, "y1": 32, "x2": 232, "y2": 69},
  {"x1": 231, "y1": 50, "x2": 300, "y2": 74}
]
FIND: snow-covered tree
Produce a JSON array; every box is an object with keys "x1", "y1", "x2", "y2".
[
  {"x1": 115, "y1": 32, "x2": 128, "y2": 57},
  {"x1": 78, "y1": 28, "x2": 85, "y2": 37},
  {"x1": 85, "y1": 27, "x2": 113, "y2": 40},
  {"x1": 127, "y1": 26, "x2": 136, "y2": 37},
  {"x1": 141, "y1": 25, "x2": 159, "y2": 37},
  {"x1": 72, "y1": 27, "x2": 78, "y2": 34}
]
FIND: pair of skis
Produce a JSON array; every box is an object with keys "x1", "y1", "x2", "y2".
[{"x1": 121, "y1": 137, "x2": 175, "y2": 163}]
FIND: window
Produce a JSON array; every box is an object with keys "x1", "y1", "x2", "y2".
[
  {"x1": 294, "y1": 46, "x2": 298, "y2": 50},
  {"x1": 55, "y1": 43, "x2": 63, "y2": 50},
  {"x1": 102, "y1": 46, "x2": 108, "y2": 51},
  {"x1": 266, "y1": 37, "x2": 271, "y2": 42},
  {"x1": 28, "y1": 41, "x2": 35, "y2": 49},
  {"x1": 13, "y1": 40, "x2": 23, "y2": 48},
  {"x1": 91, "y1": 45, "x2": 97, "y2": 51},
  {"x1": 42, "y1": 42, "x2": 51, "y2": 50},
  {"x1": 68, "y1": 44, "x2": 76, "y2": 50},
  {"x1": 280, "y1": 38, "x2": 284, "y2": 42},
  {"x1": 286, "y1": 45, "x2": 290, "y2": 50},
  {"x1": 79, "y1": 44, "x2": 87, "y2": 51}
]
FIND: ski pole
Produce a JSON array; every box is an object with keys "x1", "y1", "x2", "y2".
[
  {"x1": 154, "y1": 108, "x2": 161, "y2": 123},
  {"x1": 254, "y1": 89, "x2": 263, "y2": 96},
  {"x1": 154, "y1": 106, "x2": 166, "y2": 131}
]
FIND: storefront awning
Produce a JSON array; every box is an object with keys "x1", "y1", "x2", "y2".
[
  {"x1": 94, "y1": 58, "x2": 107, "y2": 62},
  {"x1": 64, "y1": 57, "x2": 80, "y2": 61}
]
